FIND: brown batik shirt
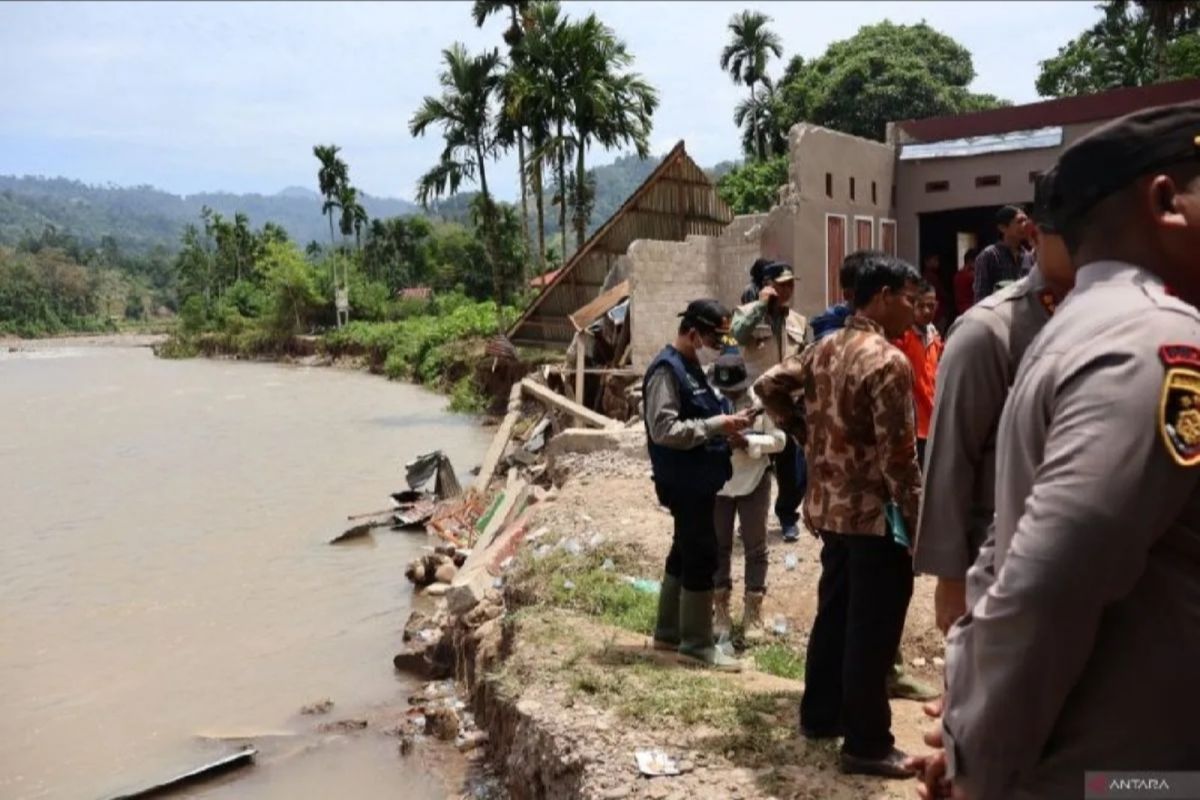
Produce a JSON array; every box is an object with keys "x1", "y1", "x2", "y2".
[{"x1": 754, "y1": 314, "x2": 922, "y2": 537}]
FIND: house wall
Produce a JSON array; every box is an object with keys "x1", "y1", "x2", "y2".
[
  {"x1": 893, "y1": 119, "x2": 1103, "y2": 264},
  {"x1": 763, "y1": 123, "x2": 897, "y2": 321}
]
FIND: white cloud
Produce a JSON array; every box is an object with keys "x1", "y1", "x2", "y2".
[{"x1": 0, "y1": 0, "x2": 1102, "y2": 201}]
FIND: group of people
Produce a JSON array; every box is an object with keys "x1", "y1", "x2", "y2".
[{"x1": 641, "y1": 100, "x2": 1200, "y2": 797}]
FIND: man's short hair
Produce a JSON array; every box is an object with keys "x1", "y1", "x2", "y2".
[
  {"x1": 995, "y1": 205, "x2": 1023, "y2": 227},
  {"x1": 854, "y1": 253, "x2": 920, "y2": 308},
  {"x1": 916, "y1": 278, "x2": 935, "y2": 295},
  {"x1": 841, "y1": 249, "x2": 881, "y2": 291},
  {"x1": 963, "y1": 247, "x2": 980, "y2": 264}
]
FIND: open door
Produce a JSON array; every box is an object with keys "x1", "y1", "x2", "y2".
[{"x1": 826, "y1": 214, "x2": 847, "y2": 306}]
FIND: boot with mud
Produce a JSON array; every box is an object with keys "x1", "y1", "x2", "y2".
[
  {"x1": 678, "y1": 589, "x2": 743, "y2": 671},
  {"x1": 888, "y1": 651, "x2": 940, "y2": 701},
  {"x1": 652, "y1": 573, "x2": 681, "y2": 650},
  {"x1": 741, "y1": 590, "x2": 767, "y2": 645},
  {"x1": 712, "y1": 587, "x2": 733, "y2": 639}
]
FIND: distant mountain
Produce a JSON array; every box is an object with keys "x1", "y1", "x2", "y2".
[
  {"x1": 0, "y1": 176, "x2": 419, "y2": 254},
  {"x1": 0, "y1": 153, "x2": 736, "y2": 257}
]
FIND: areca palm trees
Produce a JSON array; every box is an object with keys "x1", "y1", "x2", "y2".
[
  {"x1": 410, "y1": 43, "x2": 507, "y2": 302},
  {"x1": 734, "y1": 77, "x2": 786, "y2": 158},
  {"x1": 721, "y1": 10, "x2": 783, "y2": 161},
  {"x1": 312, "y1": 144, "x2": 347, "y2": 250}
]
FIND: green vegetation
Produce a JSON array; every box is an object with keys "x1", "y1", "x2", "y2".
[
  {"x1": 720, "y1": 10, "x2": 785, "y2": 161},
  {"x1": 1037, "y1": 0, "x2": 1200, "y2": 98},
  {"x1": 716, "y1": 155, "x2": 789, "y2": 215},
  {"x1": 753, "y1": 642, "x2": 805, "y2": 680}
]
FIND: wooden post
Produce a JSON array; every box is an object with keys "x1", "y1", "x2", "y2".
[
  {"x1": 475, "y1": 382, "x2": 524, "y2": 492},
  {"x1": 520, "y1": 378, "x2": 618, "y2": 429},
  {"x1": 575, "y1": 331, "x2": 587, "y2": 406}
]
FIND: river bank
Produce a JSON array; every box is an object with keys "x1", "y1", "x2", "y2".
[{"x1": 396, "y1": 395, "x2": 945, "y2": 800}]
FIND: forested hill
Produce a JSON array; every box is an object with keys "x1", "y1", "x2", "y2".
[
  {"x1": 0, "y1": 152, "x2": 738, "y2": 256},
  {"x1": 0, "y1": 176, "x2": 419, "y2": 255}
]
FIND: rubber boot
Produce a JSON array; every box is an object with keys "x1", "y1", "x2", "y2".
[
  {"x1": 678, "y1": 589, "x2": 743, "y2": 671},
  {"x1": 742, "y1": 590, "x2": 767, "y2": 645},
  {"x1": 712, "y1": 588, "x2": 733, "y2": 639},
  {"x1": 888, "y1": 650, "x2": 940, "y2": 701},
  {"x1": 652, "y1": 573, "x2": 681, "y2": 650}
]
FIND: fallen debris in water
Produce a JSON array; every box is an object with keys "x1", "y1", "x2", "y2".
[
  {"x1": 316, "y1": 718, "x2": 368, "y2": 734},
  {"x1": 299, "y1": 698, "x2": 334, "y2": 715},
  {"x1": 103, "y1": 746, "x2": 256, "y2": 800}
]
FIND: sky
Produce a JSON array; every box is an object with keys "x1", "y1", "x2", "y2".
[{"x1": 0, "y1": 1, "x2": 1103, "y2": 203}]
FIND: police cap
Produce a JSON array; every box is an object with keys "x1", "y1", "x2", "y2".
[
  {"x1": 678, "y1": 299, "x2": 732, "y2": 334},
  {"x1": 1054, "y1": 100, "x2": 1200, "y2": 226}
]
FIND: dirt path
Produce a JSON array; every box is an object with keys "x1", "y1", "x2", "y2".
[{"x1": 484, "y1": 448, "x2": 943, "y2": 799}]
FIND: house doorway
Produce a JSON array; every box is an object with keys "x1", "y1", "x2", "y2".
[{"x1": 918, "y1": 204, "x2": 1011, "y2": 327}]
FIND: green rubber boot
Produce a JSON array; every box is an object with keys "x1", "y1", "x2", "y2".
[
  {"x1": 888, "y1": 651, "x2": 940, "y2": 701},
  {"x1": 678, "y1": 589, "x2": 743, "y2": 672},
  {"x1": 652, "y1": 573, "x2": 681, "y2": 650}
]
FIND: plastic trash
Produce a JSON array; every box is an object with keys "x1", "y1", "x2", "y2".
[
  {"x1": 600, "y1": 558, "x2": 615, "y2": 572},
  {"x1": 558, "y1": 538, "x2": 583, "y2": 556},
  {"x1": 784, "y1": 553, "x2": 798, "y2": 571},
  {"x1": 622, "y1": 576, "x2": 661, "y2": 594},
  {"x1": 772, "y1": 615, "x2": 789, "y2": 636},
  {"x1": 635, "y1": 749, "x2": 680, "y2": 777},
  {"x1": 563, "y1": 579, "x2": 576, "y2": 591},
  {"x1": 533, "y1": 544, "x2": 553, "y2": 561},
  {"x1": 492, "y1": 576, "x2": 504, "y2": 589},
  {"x1": 587, "y1": 532, "x2": 605, "y2": 550}
]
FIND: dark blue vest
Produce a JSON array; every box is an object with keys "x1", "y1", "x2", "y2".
[{"x1": 642, "y1": 346, "x2": 732, "y2": 496}]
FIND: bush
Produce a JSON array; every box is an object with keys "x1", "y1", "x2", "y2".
[
  {"x1": 448, "y1": 375, "x2": 488, "y2": 414},
  {"x1": 716, "y1": 156, "x2": 790, "y2": 214}
]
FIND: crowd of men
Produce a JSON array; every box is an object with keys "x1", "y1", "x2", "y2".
[{"x1": 641, "y1": 101, "x2": 1200, "y2": 796}]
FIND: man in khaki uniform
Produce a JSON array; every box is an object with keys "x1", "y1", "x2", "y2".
[
  {"x1": 755, "y1": 254, "x2": 922, "y2": 778},
  {"x1": 913, "y1": 171, "x2": 1074, "y2": 634},
  {"x1": 918, "y1": 103, "x2": 1200, "y2": 800},
  {"x1": 732, "y1": 261, "x2": 810, "y2": 543}
]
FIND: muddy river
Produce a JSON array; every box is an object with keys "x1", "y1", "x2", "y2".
[{"x1": 0, "y1": 344, "x2": 491, "y2": 799}]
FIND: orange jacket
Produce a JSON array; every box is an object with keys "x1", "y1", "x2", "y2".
[{"x1": 893, "y1": 325, "x2": 943, "y2": 439}]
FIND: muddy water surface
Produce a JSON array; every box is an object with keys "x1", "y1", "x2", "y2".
[{"x1": 0, "y1": 345, "x2": 490, "y2": 799}]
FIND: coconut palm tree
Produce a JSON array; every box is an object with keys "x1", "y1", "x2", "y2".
[
  {"x1": 410, "y1": 43, "x2": 506, "y2": 302},
  {"x1": 720, "y1": 10, "x2": 783, "y2": 161}
]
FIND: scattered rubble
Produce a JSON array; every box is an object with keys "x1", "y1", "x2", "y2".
[{"x1": 299, "y1": 699, "x2": 334, "y2": 716}]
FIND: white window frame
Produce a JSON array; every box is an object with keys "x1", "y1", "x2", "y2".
[
  {"x1": 853, "y1": 215, "x2": 876, "y2": 251},
  {"x1": 824, "y1": 213, "x2": 849, "y2": 307},
  {"x1": 879, "y1": 218, "x2": 898, "y2": 257}
]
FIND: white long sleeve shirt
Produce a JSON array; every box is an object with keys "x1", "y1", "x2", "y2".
[{"x1": 716, "y1": 388, "x2": 786, "y2": 497}]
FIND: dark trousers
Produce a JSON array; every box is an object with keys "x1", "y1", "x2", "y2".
[
  {"x1": 773, "y1": 436, "x2": 807, "y2": 529},
  {"x1": 917, "y1": 437, "x2": 927, "y2": 472},
  {"x1": 664, "y1": 490, "x2": 719, "y2": 592},
  {"x1": 800, "y1": 532, "x2": 914, "y2": 758}
]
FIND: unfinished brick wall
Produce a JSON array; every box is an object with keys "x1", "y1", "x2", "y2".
[{"x1": 629, "y1": 215, "x2": 769, "y2": 370}]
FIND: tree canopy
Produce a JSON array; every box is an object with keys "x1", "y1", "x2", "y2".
[
  {"x1": 776, "y1": 21, "x2": 1008, "y2": 142},
  {"x1": 1036, "y1": 0, "x2": 1200, "y2": 97}
]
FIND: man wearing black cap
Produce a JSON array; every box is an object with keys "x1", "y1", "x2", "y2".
[
  {"x1": 643, "y1": 299, "x2": 753, "y2": 671},
  {"x1": 915, "y1": 102, "x2": 1200, "y2": 800},
  {"x1": 732, "y1": 261, "x2": 810, "y2": 543},
  {"x1": 913, "y1": 168, "x2": 1075, "y2": 636}
]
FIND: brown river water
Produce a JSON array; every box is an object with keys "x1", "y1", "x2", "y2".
[{"x1": 0, "y1": 344, "x2": 492, "y2": 799}]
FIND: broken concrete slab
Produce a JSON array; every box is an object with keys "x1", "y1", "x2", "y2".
[{"x1": 545, "y1": 427, "x2": 648, "y2": 460}]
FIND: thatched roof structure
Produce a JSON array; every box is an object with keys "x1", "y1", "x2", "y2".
[{"x1": 508, "y1": 141, "x2": 734, "y2": 347}]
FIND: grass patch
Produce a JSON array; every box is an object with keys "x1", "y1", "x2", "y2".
[
  {"x1": 753, "y1": 643, "x2": 805, "y2": 681},
  {"x1": 506, "y1": 537, "x2": 658, "y2": 635},
  {"x1": 448, "y1": 375, "x2": 489, "y2": 414}
]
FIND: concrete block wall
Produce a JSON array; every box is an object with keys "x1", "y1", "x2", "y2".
[
  {"x1": 715, "y1": 213, "x2": 768, "y2": 311},
  {"x1": 628, "y1": 236, "x2": 718, "y2": 370}
]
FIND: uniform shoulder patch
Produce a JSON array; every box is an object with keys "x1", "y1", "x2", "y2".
[
  {"x1": 1159, "y1": 344, "x2": 1200, "y2": 467},
  {"x1": 1038, "y1": 289, "x2": 1057, "y2": 316}
]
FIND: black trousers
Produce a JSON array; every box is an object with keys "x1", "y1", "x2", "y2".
[
  {"x1": 800, "y1": 531, "x2": 914, "y2": 758},
  {"x1": 663, "y1": 490, "x2": 719, "y2": 592},
  {"x1": 917, "y1": 437, "x2": 927, "y2": 472},
  {"x1": 773, "y1": 436, "x2": 807, "y2": 529}
]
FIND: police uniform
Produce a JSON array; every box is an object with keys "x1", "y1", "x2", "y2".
[{"x1": 942, "y1": 103, "x2": 1200, "y2": 799}]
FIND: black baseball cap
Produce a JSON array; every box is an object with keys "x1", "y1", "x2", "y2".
[
  {"x1": 761, "y1": 261, "x2": 795, "y2": 284},
  {"x1": 678, "y1": 299, "x2": 731, "y2": 334},
  {"x1": 711, "y1": 351, "x2": 751, "y2": 392},
  {"x1": 1054, "y1": 100, "x2": 1200, "y2": 227}
]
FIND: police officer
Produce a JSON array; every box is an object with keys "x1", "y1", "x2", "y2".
[
  {"x1": 917, "y1": 102, "x2": 1200, "y2": 800},
  {"x1": 643, "y1": 299, "x2": 751, "y2": 671},
  {"x1": 913, "y1": 169, "x2": 1075, "y2": 635}
]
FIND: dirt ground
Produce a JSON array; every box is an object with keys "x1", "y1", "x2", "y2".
[{"x1": 489, "y1": 448, "x2": 945, "y2": 800}]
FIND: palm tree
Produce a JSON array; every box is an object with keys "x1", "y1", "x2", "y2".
[
  {"x1": 410, "y1": 43, "x2": 506, "y2": 303},
  {"x1": 720, "y1": 10, "x2": 783, "y2": 161},
  {"x1": 336, "y1": 184, "x2": 368, "y2": 252},
  {"x1": 475, "y1": 0, "x2": 536, "y2": 280},
  {"x1": 313, "y1": 144, "x2": 348, "y2": 250},
  {"x1": 564, "y1": 13, "x2": 658, "y2": 249},
  {"x1": 734, "y1": 76, "x2": 786, "y2": 159}
]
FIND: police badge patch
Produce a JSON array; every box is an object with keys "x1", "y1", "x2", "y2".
[{"x1": 1159, "y1": 345, "x2": 1200, "y2": 467}]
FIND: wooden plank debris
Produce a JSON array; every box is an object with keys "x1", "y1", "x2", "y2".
[
  {"x1": 104, "y1": 747, "x2": 257, "y2": 800},
  {"x1": 476, "y1": 382, "x2": 524, "y2": 492},
  {"x1": 520, "y1": 378, "x2": 618, "y2": 430}
]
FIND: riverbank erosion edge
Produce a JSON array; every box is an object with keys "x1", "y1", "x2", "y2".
[{"x1": 399, "y1": 407, "x2": 948, "y2": 800}]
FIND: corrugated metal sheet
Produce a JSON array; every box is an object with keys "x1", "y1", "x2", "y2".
[
  {"x1": 898, "y1": 126, "x2": 1063, "y2": 161},
  {"x1": 508, "y1": 141, "x2": 734, "y2": 347}
]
